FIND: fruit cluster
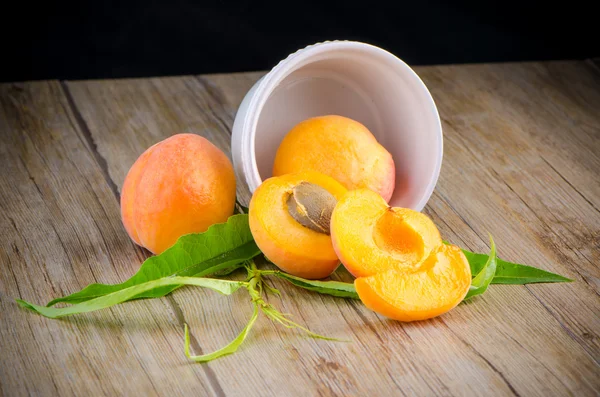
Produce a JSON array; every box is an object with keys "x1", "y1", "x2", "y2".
[{"x1": 121, "y1": 115, "x2": 471, "y2": 322}]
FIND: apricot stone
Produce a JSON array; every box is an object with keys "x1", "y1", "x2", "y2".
[
  {"x1": 121, "y1": 133, "x2": 236, "y2": 254},
  {"x1": 249, "y1": 171, "x2": 347, "y2": 279},
  {"x1": 330, "y1": 189, "x2": 441, "y2": 278},
  {"x1": 286, "y1": 182, "x2": 337, "y2": 234},
  {"x1": 273, "y1": 115, "x2": 396, "y2": 202}
]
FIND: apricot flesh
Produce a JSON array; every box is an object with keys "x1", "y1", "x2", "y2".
[
  {"x1": 330, "y1": 188, "x2": 470, "y2": 321},
  {"x1": 273, "y1": 115, "x2": 396, "y2": 202},
  {"x1": 249, "y1": 171, "x2": 347, "y2": 279},
  {"x1": 355, "y1": 244, "x2": 472, "y2": 322},
  {"x1": 330, "y1": 189, "x2": 442, "y2": 278},
  {"x1": 121, "y1": 133, "x2": 236, "y2": 254}
]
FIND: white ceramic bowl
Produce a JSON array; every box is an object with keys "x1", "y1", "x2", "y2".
[{"x1": 231, "y1": 40, "x2": 442, "y2": 211}]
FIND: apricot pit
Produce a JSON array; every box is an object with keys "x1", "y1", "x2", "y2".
[{"x1": 286, "y1": 182, "x2": 337, "y2": 235}]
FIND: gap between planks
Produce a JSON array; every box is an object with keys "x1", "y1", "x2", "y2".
[
  {"x1": 61, "y1": 81, "x2": 121, "y2": 201},
  {"x1": 436, "y1": 124, "x2": 600, "y2": 364},
  {"x1": 433, "y1": 186, "x2": 599, "y2": 365},
  {"x1": 58, "y1": 81, "x2": 227, "y2": 397}
]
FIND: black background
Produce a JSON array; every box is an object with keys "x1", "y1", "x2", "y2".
[{"x1": 3, "y1": 0, "x2": 598, "y2": 82}]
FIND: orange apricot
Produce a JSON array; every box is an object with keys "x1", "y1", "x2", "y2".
[
  {"x1": 273, "y1": 115, "x2": 396, "y2": 202},
  {"x1": 354, "y1": 244, "x2": 471, "y2": 322},
  {"x1": 248, "y1": 171, "x2": 347, "y2": 279},
  {"x1": 330, "y1": 188, "x2": 470, "y2": 321},
  {"x1": 330, "y1": 189, "x2": 441, "y2": 278},
  {"x1": 121, "y1": 133, "x2": 236, "y2": 254}
]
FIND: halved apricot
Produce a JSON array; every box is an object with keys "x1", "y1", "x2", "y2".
[
  {"x1": 354, "y1": 244, "x2": 471, "y2": 321},
  {"x1": 331, "y1": 188, "x2": 471, "y2": 321},
  {"x1": 330, "y1": 189, "x2": 442, "y2": 278},
  {"x1": 249, "y1": 171, "x2": 347, "y2": 279}
]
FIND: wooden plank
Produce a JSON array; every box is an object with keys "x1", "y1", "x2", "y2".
[
  {"x1": 0, "y1": 82, "x2": 219, "y2": 396},
  {"x1": 416, "y1": 61, "x2": 600, "y2": 359},
  {"x1": 199, "y1": 65, "x2": 600, "y2": 370},
  {"x1": 65, "y1": 74, "x2": 515, "y2": 396},
  {"x1": 63, "y1": 64, "x2": 600, "y2": 396}
]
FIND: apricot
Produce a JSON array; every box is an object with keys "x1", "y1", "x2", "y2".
[
  {"x1": 121, "y1": 133, "x2": 236, "y2": 254},
  {"x1": 354, "y1": 244, "x2": 471, "y2": 322},
  {"x1": 330, "y1": 189, "x2": 470, "y2": 321},
  {"x1": 248, "y1": 171, "x2": 347, "y2": 279},
  {"x1": 330, "y1": 189, "x2": 442, "y2": 278},
  {"x1": 273, "y1": 115, "x2": 396, "y2": 202}
]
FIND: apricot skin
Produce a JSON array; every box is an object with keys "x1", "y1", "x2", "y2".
[
  {"x1": 355, "y1": 245, "x2": 471, "y2": 322},
  {"x1": 249, "y1": 171, "x2": 347, "y2": 279},
  {"x1": 121, "y1": 133, "x2": 236, "y2": 254},
  {"x1": 273, "y1": 115, "x2": 396, "y2": 202},
  {"x1": 330, "y1": 189, "x2": 442, "y2": 278}
]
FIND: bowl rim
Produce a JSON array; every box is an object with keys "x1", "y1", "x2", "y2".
[{"x1": 237, "y1": 40, "x2": 443, "y2": 211}]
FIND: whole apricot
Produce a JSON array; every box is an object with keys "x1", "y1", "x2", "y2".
[
  {"x1": 330, "y1": 189, "x2": 471, "y2": 321},
  {"x1": 121, "y1": 133, "x2": 236, "y2": 254},
  {"x1": 249, "y1": 171, "x2": 347, "y2": 279},
  {"x1": 273, "y1": 115, "x2": 396, "y2": 202}
]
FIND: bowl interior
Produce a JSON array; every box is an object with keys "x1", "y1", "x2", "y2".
[{"x1": 253, "y1": 46, "x2": 441, "y2": 210}]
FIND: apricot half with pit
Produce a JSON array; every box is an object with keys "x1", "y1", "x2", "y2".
[
  {"x1": 273, "y1": 115, "x2": 396, "y2": 202},
  {"x1": 248, "y1": 171, "x2": 347, "y2": 279},
  {"x1": 330, "y1": 189, "x2": 471, "y2": 321}
]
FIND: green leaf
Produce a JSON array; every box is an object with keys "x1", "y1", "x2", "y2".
[
  {"x1": 184, "y1": 304, "x2": 259, "y2": 362},
  {"x1": 210, "y1": 262, "x2": 248, "y2": 277},
  {"x1": 444, "y1": 240, "x2": 572, "y2": 284},
  {"x1": 464, "y1": 236, "x2": 497, "y2": 300},
  {"x1": 270, "y1": 271, "x2": 359, "y2": 299},
  {"x1": 462, "y1": 250, "x2": 572, "y2": 284},
  {"x1": 47, "y1": 214, "x2": 260, "y2": 306},
  {"x1": 489, "y1": 262, "x2": 573, "y2": 284},
  {"x1": 17, "y1": 277, "x2": 244, "y2": 318}
]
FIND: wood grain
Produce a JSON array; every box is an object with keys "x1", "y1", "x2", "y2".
[
  {"x1": 417, "y1": 61, "x2": 600, "y2": 358},
  {"x1": 0, "y1": 82, "x2": 219, "y2": 396},
  {"x1": 1, "y1": 61, "x2": 599, "y2": 396}
]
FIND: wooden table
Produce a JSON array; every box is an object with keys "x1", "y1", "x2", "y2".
[{"x1": 1, "y1": 60, "x2": 599, "y2": 396}]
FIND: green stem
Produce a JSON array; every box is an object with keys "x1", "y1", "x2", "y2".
[{"x1": 257, "y1": 270, "x2": 277, "y2": 276}]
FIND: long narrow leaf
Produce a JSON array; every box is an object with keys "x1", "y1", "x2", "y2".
[
  {"x1": 443, "y1": 240, "x2": 572, "y2": 284},
  {"x1": 464, "y1": 236, "x2": 497, "y2": 300},
  {"x1": 272, "y1": 272, "x2": 359, "y2": 299},
  {"x1": 461, "y1": 250, "x2": 572, "y2": 284},
  {"x1": 184, "y1": 305, "x2": 259, "y2": 362},
  {"x1": 17, "y1": 277, "x2": 245, "y2": 318}
]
